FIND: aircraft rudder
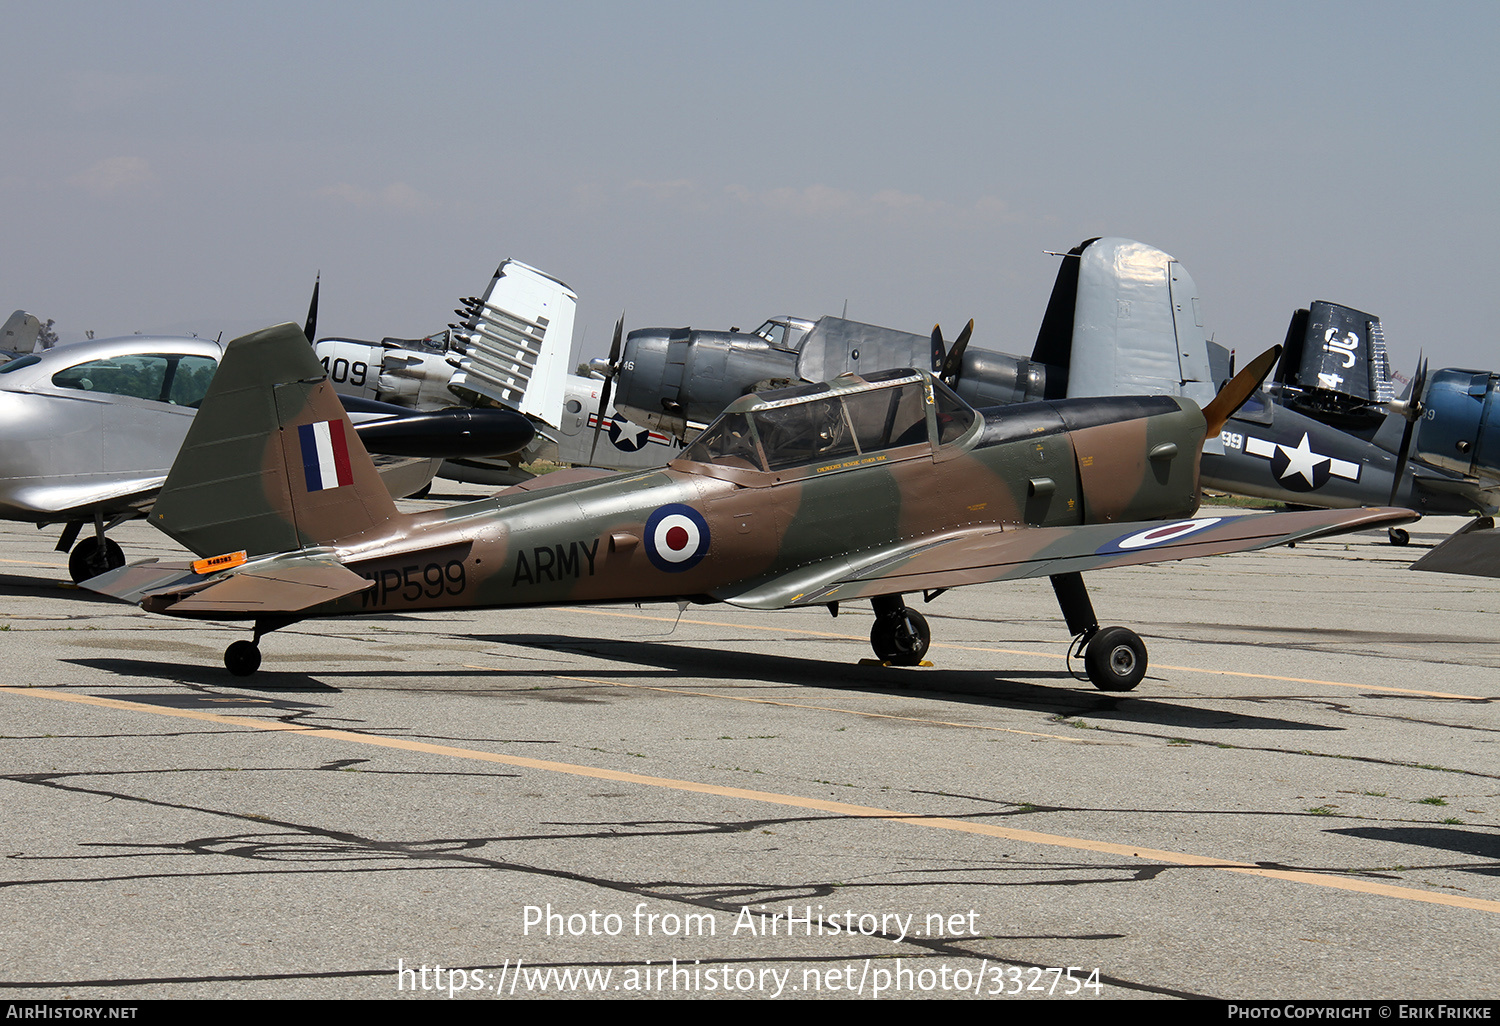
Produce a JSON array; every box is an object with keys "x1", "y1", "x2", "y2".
[{"x1": 152, "y1": 322, "x2": 398, "y2": 557}]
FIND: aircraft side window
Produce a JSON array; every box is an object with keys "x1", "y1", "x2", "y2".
[
  {"x1": 843, "y1": 383, "x2": 928, "y2": 450},
  {"x1": 752, "y1": 321, "x2": 787, "y2": 347},
  {"x1": 166, "y1": 355, "x2": 218, "y2": 407},
  {"x1": 756, "y1": 398, "x2": 858, "y2": 469},
  {"x1": 681, "y1": 412, "x2": 765, "y2": 470},
  {"x1": 0, "y1": 355, "x2": 41, "y2": 374},
  {"x1": 51, "y1": 355, "x2": 170, "y2": 402}
]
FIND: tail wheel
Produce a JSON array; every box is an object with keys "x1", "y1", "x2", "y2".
[
  {"x1": 870, "y1": 609, "x2": 931, "y2": 665},
  {"x1": 1084, "y1": 626, "x2": 1146, "y2": 691},
  {"x1": 68, "y1": 536, "x2": 125, "y2": 583}
]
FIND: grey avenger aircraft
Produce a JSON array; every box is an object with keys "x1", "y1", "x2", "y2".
[
  {"x1": 590, "y1": 238, "x2": 1219, "y2": 444},
  {"x1": 83, "y1": 322, "x2": 1412, "y2": 689}
]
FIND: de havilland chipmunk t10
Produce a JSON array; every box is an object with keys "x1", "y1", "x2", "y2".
[{"x1": 83, "y1": 322, "x2": 1413, "y2": 691}]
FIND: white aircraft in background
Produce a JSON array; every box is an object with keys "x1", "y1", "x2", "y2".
[{"x1": 313, "y1": 260, "x2": 681, "y2": 482}]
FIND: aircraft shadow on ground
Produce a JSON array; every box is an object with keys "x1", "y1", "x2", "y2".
[
  {"x1": 0, "y1": 572, "x2": 126, "y2": 603},
  {"x1": 57, "y1": 634, "x2": 1335, "y2": 733},
  {"x1": 1329, "y1": 825, "x2": 1500, "y2": 875},
  {"x1": 62, "y1": 657, "x2": 342, "y2": 694},
  {"x1": 470, "y1": 632, "x2": 1336, "y2": 733}
]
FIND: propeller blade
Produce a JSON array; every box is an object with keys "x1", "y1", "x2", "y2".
[
  {"x1": 587, "y1": 314, "x2": 626, "y2": 464},
  {"x1": 607, "y1": 313, "x2": 624, "y2": 367},
  {"x1": 940, "y1": 319, "x2": 974, "y2": 386},
  {"x1": 303, "y1": 273, "x2": 320, "y2": 343},
  {"x1": 1202, "y1": 345, "x2": 1281, "y2": 440},
  {"x1": 930, "y1": 325, "x2": 945, "y2": 373},
  {"x1": 1387, "y1": 356, "x2": 1428, "y2": 506}
]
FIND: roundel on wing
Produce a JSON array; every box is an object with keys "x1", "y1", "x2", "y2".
[
  {"x1": 1095, "y1": 517, "x2": 1224, "y2": 554},
  {"x1": 645, "y1": 504, "x2": 710, "y2": 572}
]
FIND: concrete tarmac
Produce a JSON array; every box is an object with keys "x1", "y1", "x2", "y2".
[{"x1": 1, "y1": 492, "x2": 1496, "y2": 1001}]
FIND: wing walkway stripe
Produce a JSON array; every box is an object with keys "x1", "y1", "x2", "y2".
[{"x1": 6, "y1": 685, "x2": 1496, "y2": 916}]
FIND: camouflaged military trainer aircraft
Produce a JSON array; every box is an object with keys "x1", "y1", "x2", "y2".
[{"x1": 84, "y1": 323, "x2": 1414, "y2": 690}]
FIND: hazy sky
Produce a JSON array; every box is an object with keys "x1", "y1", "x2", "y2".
[{"x1": 4, "y1": 1, "x2": 1496, "y2": 373}]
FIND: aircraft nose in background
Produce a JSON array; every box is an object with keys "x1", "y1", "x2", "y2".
[{"x1": 611, "y1": 328, "x2": 674, "y2": 423}]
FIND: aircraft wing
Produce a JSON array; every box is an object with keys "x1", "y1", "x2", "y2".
[
  {"x1": 719, "y1": 507, "x2": 1416, "y2": 610},
  {"x1": 1410, "y1": 516, "x2": 1500, "y2": 578},
  {"x1": 0, "y1": 477, "x2": 164, "y2": 519},
  {"x1": 83, "y1": 554, "x2": 374, "y2": 615}
]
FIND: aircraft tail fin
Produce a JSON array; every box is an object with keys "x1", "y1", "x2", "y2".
[
  {"x1": 447, "y1": 259, "x2": 576, "y2": 426},
  {"x1": 1033, "y1": 239, "x2": 1216, "y2": 408},
  {"x1": 150, "y1": 323, "x2": 399, "y2": 558},
  {"x1": 1273, "y1": 301, "x2": 1394, "y2": 407},
  {"x1": 2, "y1": 310, "x2": 42, "y2": 354}
]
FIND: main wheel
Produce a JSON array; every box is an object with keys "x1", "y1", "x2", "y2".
[
  {"x1": 1389, "y1": 528, "x2": 1410, "y2": 546},
  {"x1": 1084, "y1": 626, "x2": 1146, "y2": 691},
  {"x1": 68, "y1": 536, "x2": 125, "y2": 583},
  {"x1": 870, "y1": 608, "x2": 931, "y2": 665},
  {"x1": 224, "y1": 640, "x2": 262, "y2": 677}
]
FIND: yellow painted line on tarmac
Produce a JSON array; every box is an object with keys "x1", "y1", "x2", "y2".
[
  {"x1": 467, "y1": 668, "x2": 1094, "y2": 744},
  {"x1": 0, "y1": 557, "x2": 65, "y2": 567},
  {"x1": 6, "y1": 684, "x2": 1498, "y2": 916},
  {"x1": 575, "y1": 608, "x2": 1487, "y2": 701}
]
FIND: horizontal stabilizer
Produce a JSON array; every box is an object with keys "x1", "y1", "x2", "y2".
[
  {"x1": 82, "y1": 554, "x2": 374, "y2": 616},
  {"x1": 164, "y1": 558, "x2": 373, "y2": 614},
  {"x1": 81, "y1": 559, "x2": 203, "y2": 605}
]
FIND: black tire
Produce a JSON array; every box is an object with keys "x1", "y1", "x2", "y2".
[
  {"x1": 224, "y1": 640, "x2": 262, "y2": 677},
  {"x1": 1084, "y1": 626, "x2": 1146, "y2": 691},
  {"x1": 1389, "y1": 528, "x2": 1410, "y2": 546},
  {"x1": 870, "y1": 608, "x2": 931, "y2": 666},
  {"x1": 68, "y1": 536, "x2": 125, "y2": 583}
]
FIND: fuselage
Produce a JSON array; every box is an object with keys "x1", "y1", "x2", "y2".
[
  {"x1": 1202, "y1": 390, "x2": 1487, "y2": 515},
  {"x1": 0, "y1": 335, "x2": 222, "y2": 522},
  {"x1": 155, "y1": 371, "x2": 1208, "y2": 622}
]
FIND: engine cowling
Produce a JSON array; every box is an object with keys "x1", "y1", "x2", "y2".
[{"x1": 1415, "y1": 368, "x2": 1500, "y2": 486}]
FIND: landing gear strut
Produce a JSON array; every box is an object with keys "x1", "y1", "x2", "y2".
[
  {"x1": 869, "y1": 594, "x2": 930, "y2": 665},
  {"x1": 1051, "y1": 572, "x2": 1147, "y2": 691}
]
